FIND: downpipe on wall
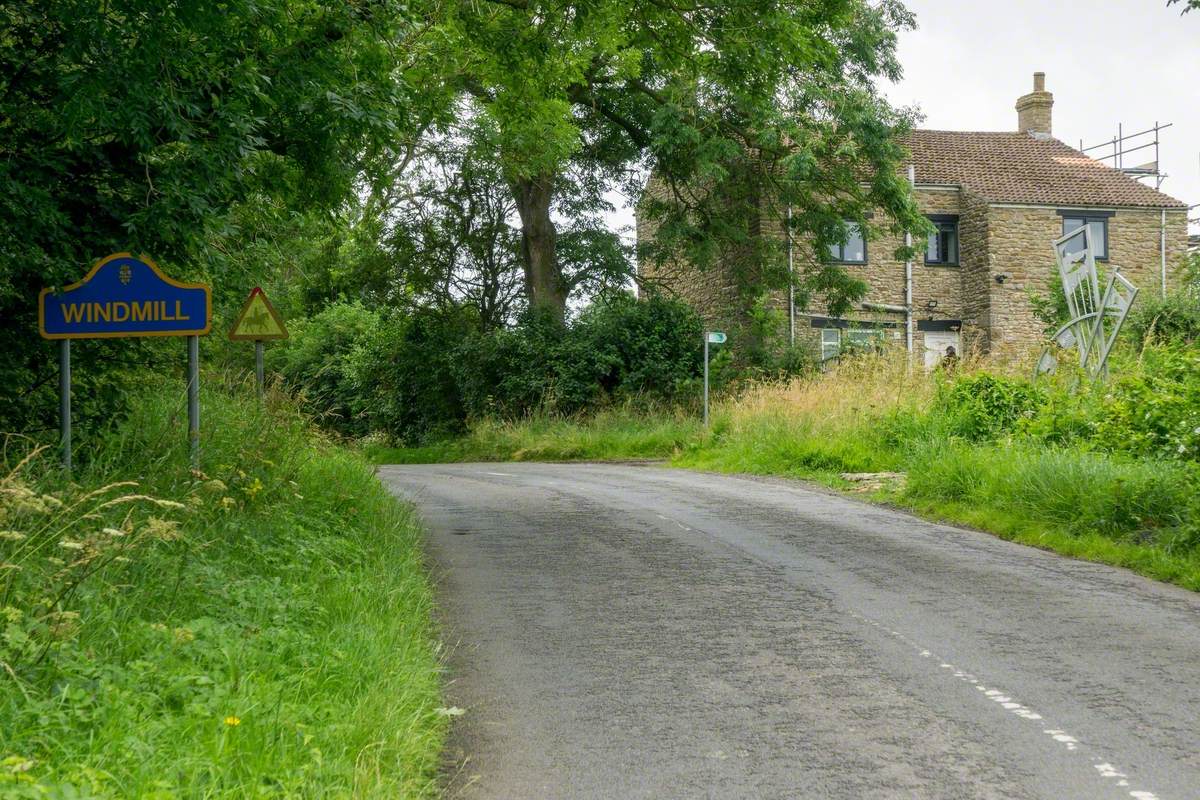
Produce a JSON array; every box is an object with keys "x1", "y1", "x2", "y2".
[{"x1": 905, "y1": 164, "x2": 915, "y2": 366}]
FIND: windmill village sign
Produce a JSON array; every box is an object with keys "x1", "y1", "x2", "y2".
[{"x1": 39, "y1": 252, "x2": 212, "y2": 471}]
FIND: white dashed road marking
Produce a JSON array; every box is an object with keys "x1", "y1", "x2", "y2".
[{"x1": 844, "y1": 607, "x2": 1161, "y2": 800}]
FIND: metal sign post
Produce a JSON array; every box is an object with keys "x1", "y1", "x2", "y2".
[
  {"x1": 187, "y1": 335, "x2": 200, "y2": 469},
  {"x1": 59, "y1": 339, "x2": 71, "y2": 473},
  {"x1": 255, "y1": 341, "x2": 265, "y2": 401},
  {"x1": 704, "y1": 331, "x2": 726, "y2": 427},
  {"x1": 39, "y1": 252, "x2": 211, "y2": 471}
]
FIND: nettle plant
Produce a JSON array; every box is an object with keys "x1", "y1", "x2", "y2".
[{"x1": 0, "y1": 446, "x2": 186, "y2": 672}]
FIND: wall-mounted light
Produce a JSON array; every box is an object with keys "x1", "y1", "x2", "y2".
[{"x1": 925, "y1": 299, "x2": 938, "y2": 310}]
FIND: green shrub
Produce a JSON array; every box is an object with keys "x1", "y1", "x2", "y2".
[
  {"x1": 356, "y1": 306, "x2": 478, "y2": 443},
  {"x1": 574, "y1": 292, "x2": 704, "y2": 401},
  {"x1": 1090, "y1": 345, "x2": 1200, "y2": 461},
  {"x1": 1127, "y1": 292, "x2": 1200, "y2": 347},
  {"x1": 934, "y1": 373, "x2": 1044, "y2": 442},
  {"x1": 334, "y1": 295, "x2": 704, "y2": 443},
  {"x1": 269, "y1": 301, "x2": 381, "y2": 435}
]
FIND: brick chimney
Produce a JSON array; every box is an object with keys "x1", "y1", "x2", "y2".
[{"x1": 1015, "y1": 72, "x2": 1053, "y2": 137}]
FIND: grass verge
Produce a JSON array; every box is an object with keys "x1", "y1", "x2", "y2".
[{"x1": 1, "y1": 378, "x2": 444, "y2": 797}]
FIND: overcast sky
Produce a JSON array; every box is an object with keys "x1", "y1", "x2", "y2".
[{"x1": 610, "y1": 0, "x2": 1200, "y2": 238}]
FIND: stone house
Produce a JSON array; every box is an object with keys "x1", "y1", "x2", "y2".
[{"x1": 637, "y1": 74, "x2": 1190, "y2": 367}]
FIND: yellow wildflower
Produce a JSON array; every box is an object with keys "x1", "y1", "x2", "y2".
[
  {"x1": 143, "y1": 518, "x2": 181, "y2": 542},
  {"x1": 224, "y1": 716, "x2": 241, "y2": 727}
]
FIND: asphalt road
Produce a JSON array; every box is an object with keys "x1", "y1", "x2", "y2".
[{"x1": 379, "y1": 463, "x2": 1200, "y2": 800}]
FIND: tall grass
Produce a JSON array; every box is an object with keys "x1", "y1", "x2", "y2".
[
  {"x1": 1, "y1": 378, "x2": 444, "y2": 797},
  {"x1": 366, "y1": 404, "x2": 704, "y2": 464},
  {"x1": 680, "y1": 352, "x2": 935, "y2": 476}
]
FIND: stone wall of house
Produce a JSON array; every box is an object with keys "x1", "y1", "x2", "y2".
[
  {"x1": 958, "y1": 191, "x2": 992, "y2": 355},
  {"x1": 635, "y1": 177, "x2": 754, "y2": 343},
  {"x1": 778, "y1": 187, "x2": 970, "y2": 359},
  {"x1": 1109, "y1": 208, "x2": 1189, "y2": 297},
  {"x1": 983, "y1": 206, "x2": 1189, "y2": 354},
  {"x1": 637, "y1": 172, "x2": 1190, "y2": 363}
]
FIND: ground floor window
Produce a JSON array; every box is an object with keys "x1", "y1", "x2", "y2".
[
  {"x1": 820, "y1": 328, "x2": 840, "y2": 361},
  {"x1": 844, "y1": 328, "x2": 883, "y2": 352},
  {"x1": 821, "y1": 327, "x2": 883, "y2": 361}
]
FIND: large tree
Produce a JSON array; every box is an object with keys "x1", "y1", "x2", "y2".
[
  {"x1": 0, "y1": 0, "x2": 440, "y2": 430},
  {"x1": 436, "y1": 0, "x2": 928, "y2": 322}
]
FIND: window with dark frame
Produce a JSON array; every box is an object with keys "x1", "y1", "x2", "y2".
[
  {"x1": 1059, "y1": 211, "x2": 1111, "y2": 260},
  {"x1": 925, "y1": 216, "x2": 959, "y2": 266},
  {"x1": 827, "y1": 221, "x2": 866, "y2": 264}
]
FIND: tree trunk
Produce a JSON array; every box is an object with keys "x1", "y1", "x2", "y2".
[{"x1": 511, "y1": 172, "x2": 566, "y2": 323}]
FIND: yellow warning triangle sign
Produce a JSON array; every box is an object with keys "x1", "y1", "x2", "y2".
[{"x1": 229, "y1": 287, "x2": 288, "y2": 341}]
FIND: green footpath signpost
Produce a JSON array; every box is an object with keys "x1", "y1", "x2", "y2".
[
  {"x1": 39, "y1": 252, "x2": 212, "y2": 471},
  {"x1": 704, "y1": 331, "x2": 726, "y2": 427}
]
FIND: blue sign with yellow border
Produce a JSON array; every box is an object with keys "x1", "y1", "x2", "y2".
[{"x1": 39, "y1": 253, "x2": 211, "y2": 339}]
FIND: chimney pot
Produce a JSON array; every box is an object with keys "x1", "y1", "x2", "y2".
[{"x1": 1033, "y1": 72, "x2": 1045, "y2": 91}]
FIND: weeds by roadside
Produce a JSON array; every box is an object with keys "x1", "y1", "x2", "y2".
[{"x1": 1, "y1": 380, "x2": 444, "y2": 798}]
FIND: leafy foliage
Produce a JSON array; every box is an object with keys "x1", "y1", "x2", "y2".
[
  {"x1": 0, "y1": 0, "x2": 437, "y2": 433},
  {"x1": 267, "y1": 302, "x2": 382, "y2": 436},
  {"x1": 273, "y1": 295, "x2": 704, "y2": 442},
  {"x1": 934, "y1": 373, "x2": 1045, "y2": 442},
  {"x1": 440, "y1": 0, "x2": 930, "y2": 318},
  {"x1": 1127, "y1": 291, "x2": 1200, "y2": 347}
]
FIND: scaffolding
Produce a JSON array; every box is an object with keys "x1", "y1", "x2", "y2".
[
  {"x1": 1078, "y1": 121, "x2": 1178, "y2": 300},
  {"x1": 1078, "y1": 122, "x2": 1172, "y2": 190}
]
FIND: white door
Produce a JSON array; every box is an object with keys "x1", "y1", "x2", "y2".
[{"x1": 923, "y1": 331, "x2": 961, "y2": 370}]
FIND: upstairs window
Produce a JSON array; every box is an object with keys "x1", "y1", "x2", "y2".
[
  {"x1": 925, "y1": 216, "x2": 959, "y2": 266},
  {"x1": 1060, "y1": 211, "x2": 1111, "y2": 260},
  {"x1": 827, "y1": 222, "x2": 866, "y2": 264}
]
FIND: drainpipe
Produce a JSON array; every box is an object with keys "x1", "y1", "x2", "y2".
[
  {"x1": 787, "y1": 204, "x2": 795, "y2": 346},
  {"x1": 1161, "y1": 208, "x2": 1168, "y2": 299},
  {"x1": 905, "y1": 165, "x2": 915, "y2": 365}
]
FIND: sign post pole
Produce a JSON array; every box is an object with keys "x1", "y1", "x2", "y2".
[
  {"x1": 255, "y1": 340, "x2": 264, "y2": 401},
  {"x1": 60, "y1": 339, "x2": 71, "y2": 473},
  {"x1": 703, "y1": 331, "x2": 726, "y2": 428},
  {"x1": 187, "y1": 335, "x2": 200, "y2": 470}
]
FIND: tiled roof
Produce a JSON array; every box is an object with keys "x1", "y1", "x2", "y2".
[{"x1": 901, "y1": 130, "x2": 1186, "y2": 209}]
